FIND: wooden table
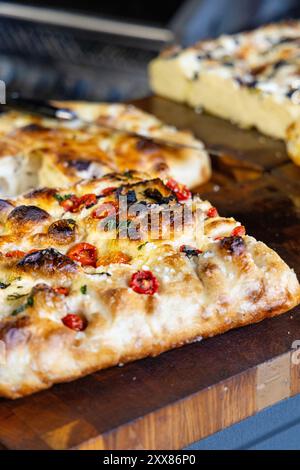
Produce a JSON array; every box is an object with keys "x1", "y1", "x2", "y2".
[{"x1": 1, "y1": 96, "x2": 300, "y2": 450}]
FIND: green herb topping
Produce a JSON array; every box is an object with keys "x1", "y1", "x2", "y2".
[
  {"x1": 80, "y1": 285, "x2": 87, "y2": 295},
  {"x1": 54, "y1": 193, "x2": 73, "y2": 203},
  {"x1": 11, "y1": 294, "x2": 34, "y2": 316}
]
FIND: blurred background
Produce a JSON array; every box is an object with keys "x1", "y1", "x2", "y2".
[{"x1": 0, "y1": 0, "x2": 300, "y2": 101}]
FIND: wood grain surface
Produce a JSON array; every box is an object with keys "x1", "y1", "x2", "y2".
[{"x1": 1, "y1": 96, "x2": 300, "y2": 450}]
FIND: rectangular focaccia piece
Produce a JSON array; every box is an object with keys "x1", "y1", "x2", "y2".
[
  {"x1": 0, "y1": 171, "x2": 299, "y2": 398},
  {"x1": 149, "y1": 21, "x2": 300, "y2": 139},
  {"x1": 0, "y1": 102, "x2": 210, "y2": 197},
  {"x1": 286, "y1": 120, "x2": 300, "y2": 166}
]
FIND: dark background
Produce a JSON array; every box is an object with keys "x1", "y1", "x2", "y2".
[
  {"x1": 0, "y1": 0, "x2": 300, "y2": 101},
  {"x1": 18, "y1": 1, "x2": 185, "y2": 26}
]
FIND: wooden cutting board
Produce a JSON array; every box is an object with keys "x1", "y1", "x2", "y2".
[{"x1": 1, "y1": 96, "x2": 300, "y2": 450}]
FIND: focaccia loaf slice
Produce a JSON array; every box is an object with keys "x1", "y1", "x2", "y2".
[
  {"x1": 0, "y1": 102, "x2": 210, "y2": 197},
  {"x1": 0, "y1": 171, "x2": 298, "y2": 398},
  {"x1": 286, "y1": 120, "x2": 300, "y2": 166},
  {"x1": 149, "y1": 21, "x2": 300, "y2": 139}
]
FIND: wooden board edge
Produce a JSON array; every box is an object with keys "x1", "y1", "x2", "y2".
[
  {"x1": 0, "y1": 353, "x2": 296, "y2": 450},
  {"x1": 72, "y1": 350, "x2": 300, "y2": 450},
  {"x1": 73, "y1": 368, "x2": 256, "y2": 450}
]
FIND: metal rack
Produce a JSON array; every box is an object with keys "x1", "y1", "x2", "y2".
[{"x1": 0, "y1": 17, "x2": 156, "y2": 100}]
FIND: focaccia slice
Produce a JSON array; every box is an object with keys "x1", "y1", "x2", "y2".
[
  {"x1": 0, "y1": 102, "x2": 210, "y2": 197},
  {"x1": 0, "y1": 171, "x2": 298, "y2": 398},
  {"x1": 149, "y1": 21, "x2": 300, "y2": 139},
  {"x1": 286, "y1": 120, "x2": 300, "y2": 166}
]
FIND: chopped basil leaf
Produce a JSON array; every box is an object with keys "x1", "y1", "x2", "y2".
[
  {"x1": 80, "y1": 285, "x2": 87, "y2": 295},
  {"x1": 11, "y1": 304, "x2": 27, "y2": 316},
  {"x1": 11, "y1": 294, "x2": 34, "y2": 316},
  {"x1": 54, "y1": 193, "x2": 73, "y2": 203},
  {"x1": 138, "y1": 242, "x2": 148, "y2": 251},
  {"x1": 27, "y1": 296, "x2": 34, "y2": 307}
]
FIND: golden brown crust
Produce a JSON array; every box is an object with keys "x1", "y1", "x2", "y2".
[
  {"x1": 0, "y1": 300, "x2": 292, "y2": 400},
  {"x1": 0, "y1": 102, "x2": 210, "y2": 195},
  {"x1": 0, "y1": 172, "x2": 299, "y2": 398}
]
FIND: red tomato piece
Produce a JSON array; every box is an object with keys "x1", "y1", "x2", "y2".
[
  {"x1": 166, "y1": 178, "x2": 191, "y2": 201},
  {"x1": 53, "y1": 286, "x2": 69, "y2": 296},
  {"x1": 60, "y1": 196, "x2": 78, "y2": 212},
  {"x1": 5, "y1": 250, "x2": 26, "y2": 258},
  {"x1": 99, "y1": 187, "x2": 117, "y2": 197},
  {"x1": 67, "y1": 243, "x2": 98, "y2": 267},
  {"x1": 129, "y1": 270, "x2": 159, "y2": 295},
  {"x1": 207, "y1": 207, "x2": 218, "y2": 218},
  {"x1": 231, "y1": 226, "x2": 246, "y2": 237},
  {"x1": 62, "y1": 314, "x2": 87, "y2": 331},
  {"x1": 61, "y1": 194, "x2": 97, "y2": 213},
  {"x1": 77, "y1": 194, "x2": 97, "y2": 209}
]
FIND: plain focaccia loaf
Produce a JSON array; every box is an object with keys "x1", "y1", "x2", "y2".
[
  {"x1": 0, "y1": 171, "x2": 299, "y2": 398},
  {"x1": 286, "y1": 120, "x2": 300, "y2": 166},
  {"x1": 149, "y1": 21, "x2": 300, "y2": 139},
  {"x1": 0, "y1": 102, "x2": 210, "y2": 197}
]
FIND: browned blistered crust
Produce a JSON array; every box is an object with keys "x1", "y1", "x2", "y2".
[
  {"x1": 0, "y1": 172, "x2": 299, "y2": 399},
  {"x1": 0, "y1": 102, "x2": 211, "y2": 190}
]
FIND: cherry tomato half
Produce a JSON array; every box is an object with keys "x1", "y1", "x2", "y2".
[
  {"x1": 53, "y1": 286, "x2": 69, "y2": 296},
  {"x1": 129, "y1": 270, "x2": 159, "y2": 295},
  {"x1": 61, "y1": 194, "x2": 97, "y2": 213},
  {"x1": 5, "y1": 250, "x2": 26, "y2": 258},
  {"x1": 62, "y1": 313, "x2": 87, "y2": 331},
  {"x1": 166, "y1": 178, "x2": 191, "y2": 202},
  {"x1": 67, "y1": 243, "x2": 98, "y2": 267},
  {"x1": 231, "y1": 225, "x2": 246, "y2": 237},
  {"x1": 206, "y1": 207, "x2": 218, "y2": 218}
]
